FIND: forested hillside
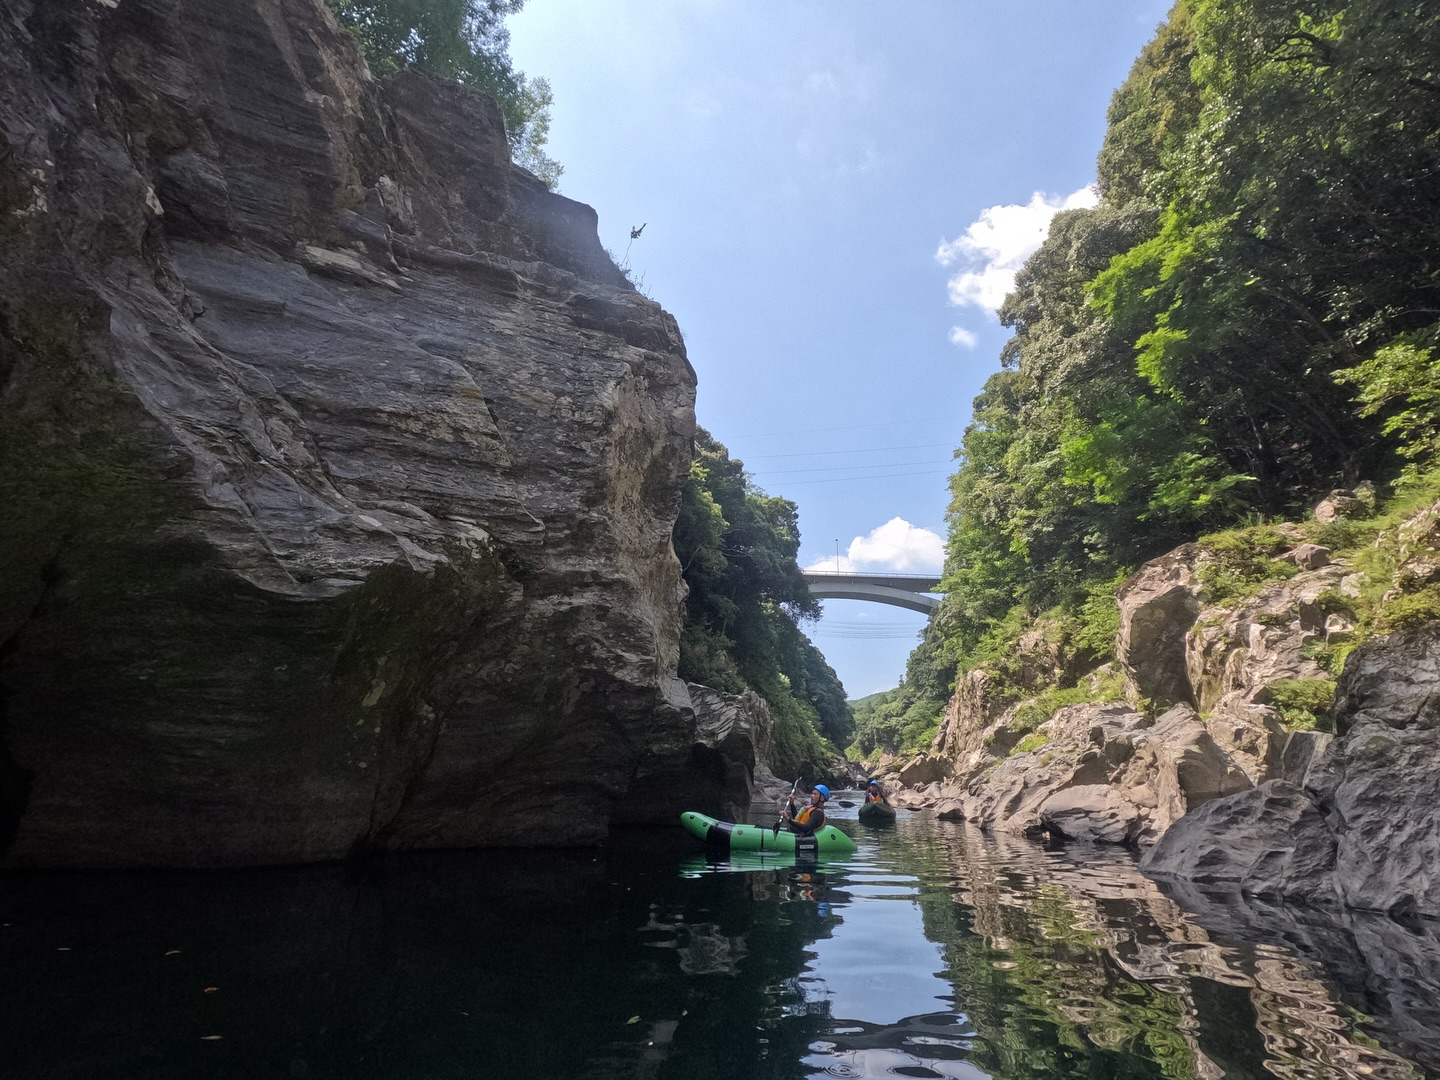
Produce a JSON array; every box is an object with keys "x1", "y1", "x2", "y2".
[
  {"x1": 853, "y1": 0, "x2": 1440, "y2": 759},
  {"x1": 674, "y1": 431, "x2": 853, "y2": 779}
]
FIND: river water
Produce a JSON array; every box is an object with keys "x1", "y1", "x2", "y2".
[{"x1": 3, "y1": 796, "x2": 1438, "y2": 1079}]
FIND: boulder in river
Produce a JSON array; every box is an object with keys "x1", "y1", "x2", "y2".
[{"x1": 1145, "y1": 626, "x2": 1440, "y2": 917}]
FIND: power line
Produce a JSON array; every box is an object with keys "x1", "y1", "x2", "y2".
[
  {"x1": 726, "y1": 417, "x2": 953, "y2": 439},
  {"x1": 811, "y1": 630, "x2": 925, "y2": 639},
  {"x1": 751, "y1": 458, "x2": 950, "y2": 477},
  {"x1": 746, "y1": 442, "x2": 953, "y2": 461},
  {"x1": 777, "y1": 469, "x2": 953, "y2": 487},
  {"x1": 812, "y1": 622, "x2": 921, "y2": 630}
]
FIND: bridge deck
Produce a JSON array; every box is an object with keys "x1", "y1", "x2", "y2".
[
  {"x1": 801, "y1": 571, "x2": 943, "y2": 613},
  {"x1": 802, "y1": 571, "x2": 942, "y2": 592}
]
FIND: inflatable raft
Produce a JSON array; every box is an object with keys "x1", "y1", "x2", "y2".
[
  {"x1": 858, "y1": 800, "x2": 896, "y2": 824},
  {"x1": 680, "y1": 811, "x2": 857, "y2": 857}
]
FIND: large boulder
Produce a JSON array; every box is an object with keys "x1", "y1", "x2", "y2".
[
  {"x1": 1202, "y1": 692, "x2": 1290, "y2": 784},
  {"x1": 897, "y1": 753, "x2": 951, "y2": 788},
  {"x1": 0, "y1": 0, "x2": 697, "y2": 866},
  {"x1": 952, "y1": 703, "x2": 1147, "y2": 839},
  {"x1": 1108, "y1": 704, "x2": 1254, "y2": 843},
  {"x1": 1116, "y1": 546, "x2": 1203, "y2": 708},
  {"x1": 1146, "y1": 627, "x2": 1440, "y2": 917},
  {"x1": 663, "y1": 684, "x2": 773, "y2": 823},
  {"x1": 1314, "y1": 488, "x2": 1369, "y2": 523},
  {"x1": 953, "y1": 701, "x2": 1263, "y2": 846},
  {"x1": 1141, "y1": 780, "x2": 1339, "y2": 902}
]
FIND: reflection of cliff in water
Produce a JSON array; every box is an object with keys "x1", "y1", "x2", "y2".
[
  {"x1": 1157, "y1": 878, "x2": 1440, "y2": 1077},
  {"x1": 6, "y1": 823, "x2": 1438, "y2": 1078},
  {"x1": 905, "y1": 820, "x2": 1432, "y2": 1079},
  {"x1": 1, "y1": 845, "x2": 838, "y2": 1080}
]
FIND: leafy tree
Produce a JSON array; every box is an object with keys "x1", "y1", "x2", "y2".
[
  {"x1": 674, "y1": 430, "x2": 851, "y2": 779},
  {"x1": 1335, "y1": 329, "x2": 1440, "y2": 484},
  {"x1": 325, "y1": 0, "x2": 562, "y2": 186},
  {"x1": 847, "y1": 623, "x2": 952, "y2": 759},
  {"x1": 922, "y1": 0, "x2": 1440, "y2": 705}
]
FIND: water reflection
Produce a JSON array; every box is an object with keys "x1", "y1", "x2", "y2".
[
  {"x1": 1, "y1": 805, "x2": 1436, "y2": 1078},
  {"x1": 807, "y1": 1011, "x2": 984, "y2": 1080},
  {"x1": 905, "y1": 815, "x2": 1434, "y2": 1080}
]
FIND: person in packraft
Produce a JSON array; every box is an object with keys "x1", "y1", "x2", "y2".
[
  {"x1": 863, "y1": 778, "x2": 888, "y2": 805},
  {"x1": 785, "y1": 784, "x2": 829, "y2": 835}
]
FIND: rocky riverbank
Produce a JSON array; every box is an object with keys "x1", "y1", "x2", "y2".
[{"x1": 882, "y1": 489, "x2": 1440, "y2": 917}]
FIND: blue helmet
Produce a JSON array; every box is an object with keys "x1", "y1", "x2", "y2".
[{"x1": 813, "y1": 784, "x2": 830, "y2": 800}]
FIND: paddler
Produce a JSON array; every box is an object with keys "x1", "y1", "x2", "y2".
[{"x1": 784, "y1": 784, "x2": 829, "y2": 835}]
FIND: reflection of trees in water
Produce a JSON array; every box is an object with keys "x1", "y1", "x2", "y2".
[
  {"x1": 6, "y1": 831, "x2": 1437, "y2": 1078},
  {"x1": 896, "y1": 820, "x2": 1426, "y2": 1079},
  {"x1": 630, "y1": 860, "x2": 849, "y2": 1077}
]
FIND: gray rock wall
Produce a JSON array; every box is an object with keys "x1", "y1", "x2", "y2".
[
  {"x1": 0, "y1": 0, "x2": 697, "y2": 866},
  {"x1": 1145, "y1": 627, "x2": 1440, "y2": 917}
]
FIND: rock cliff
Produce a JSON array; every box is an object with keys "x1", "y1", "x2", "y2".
[
  {"x1": 1144, "y1": 627, "x2": 1440, "y2": 917},
  {"x1": 0, "y1": 0, "x2": 699, "y2": 866},
  {"x1": 904, "y1": 493, "x2": 1440, "y2": 916}
]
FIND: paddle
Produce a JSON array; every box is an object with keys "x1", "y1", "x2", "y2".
[{"x1": 773, "y1": 776, "x2": 801, "y2": 837}]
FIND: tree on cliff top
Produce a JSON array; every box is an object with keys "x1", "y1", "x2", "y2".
[{"x1": 325, "y1": 0, "x2": 562, "y2": 187}]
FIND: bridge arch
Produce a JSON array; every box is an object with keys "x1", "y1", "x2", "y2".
[{"x1": 802, "y1": 572, "x2": 942, "y2": 614}]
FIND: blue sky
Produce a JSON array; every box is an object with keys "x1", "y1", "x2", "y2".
[{"x1": 508, "y1": 0, "x2": 1173, "y2": 698}]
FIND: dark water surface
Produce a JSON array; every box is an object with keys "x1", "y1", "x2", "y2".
[{"x1": 3, "y1": 799, "x2": 1438, "y2": 1079}]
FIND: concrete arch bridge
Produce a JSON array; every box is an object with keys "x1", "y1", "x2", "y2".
[{"x1": 801, "y1": 571, "x2": 943, "y2": 614}]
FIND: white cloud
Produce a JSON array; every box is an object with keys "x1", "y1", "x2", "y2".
[
  {"x1": 936, "y1": 185, "x2": 1098, "y2": 316},
  {"x1": 802, "y1": 69, "x2": 843, "y2": 98},
  {"x1": 948, "y1": 326, "x2": 978, "y2": 349},
  {"x1": 805, "y1": 517, "x2": 944, "y2": 574}
]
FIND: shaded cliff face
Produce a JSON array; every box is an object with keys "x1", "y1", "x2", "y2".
[{"x1": 0, "y1": 0, "x2": 698, "y2": 866}]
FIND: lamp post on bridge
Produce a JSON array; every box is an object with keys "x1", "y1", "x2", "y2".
[{"x1": 835, "y1": 539, "x2": 840, "y2": 573}]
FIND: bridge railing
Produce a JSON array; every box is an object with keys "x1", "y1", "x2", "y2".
[{"x1": 802, "y1": 571, "x2": 941, "y2": 580}]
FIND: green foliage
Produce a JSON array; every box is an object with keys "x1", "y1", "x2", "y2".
[
  {"x1": 1192, "y1": 524, "x2": 1298, "y2": 602},
  {"x1": 1072, "y1": 572, "x2": 1129, "y2": 660},
  {"x1": 1263, "y1": 678, "x2": 1336, "y2": 732},
  {"x1": 1284, "y1": 471, "x2": 1440, "y2": 669},
  {"x1": 1305, "y1": 516, "x2": 1374, "y2": 551},
  {"x1": 1009, "y1": 675, "x2": 1123, "y2": 745},
  {"x1": 926, "y1": 0, "x2": 1440, "y2": 696},
  {"x1": 324, "y1": 0, "x2": 562, "y2": 186},
  {"x1": 847, "y1": 624, "x2": 952, "y2": 758},
  {"x1": 1376, "y1": 585, "x2": 1440, "y2": 634},
  {"x1": 674, "y1": 430, "x2": 850, "y2": 779},
  {"x1": 1336, "y1": 328, "x2": 1440, "y2": 484},
  {"x1": 848, "y1": 685, "x2": 945, "y2": 760},
  {"x1": 1014, "y1": 732, "x2": 1050, "y2": 755}
]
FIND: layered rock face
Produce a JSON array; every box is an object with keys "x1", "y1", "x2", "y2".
[
  {"x1": 678, "y1": 684, "x2": 774, "y2": 823},
  {"x1": 1145, "y1": 627, "x2": 1440, "y2": 917},
  {"x1": 0, "y1": 0, "x2": 698, "y2": 866},
  {"x1": 915, "y1": 497, "x2": 1440, "y2": 915},
  {"x1": 920, "y1": 700, "x2": 1278, "y2": 846},
  {"x1": 912, "y1": 530, "x2": 1345, "y2": 834}
]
